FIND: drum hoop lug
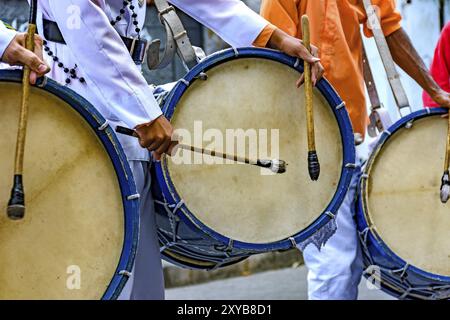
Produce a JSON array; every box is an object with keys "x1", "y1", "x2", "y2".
[
  {"x1": 196, "y1": 72, "x2": 208, "y2": 81},
  {"x1": 404, "y1": 120, "x2": 414, "y2": 129},
  {"x1": 359, "y1": 227, "x2": 376, "y2": 265},
  {"x1": 293, "y1": 58, "x2": 300, "y2": 68},
  {"x1": 345, "y1": 163, "x2": 356, "y2": 169},
  {"x1": 425, "y1": 107, "x2": 431, "y2": 114},
  {"x1": 37, "y1": 76, "x2": 48, "y2": 88},
  {"x1": 359, "y1": 227, "x2": 371, "y2": 245},
  {"x1": 336, "y1": 101, "x2": 345, "y2": 110},
  {"x1": 179, "y1": 78, "x2": 190, "y2": 87},
  {"x1": 127, "y1": 193, "x2": 140, "y2": 200},
  {"x1": 118, "y1": 270, "x2": 132, "y2": 278},
  {"x1": 398, "y1": 263, "x2": 410, "y2": 280},
  {"x1": 289, "y1": 237, "x2": 297, "y2": 248},
  {"x1": 361, "y1": 173, "x2": 369, "y2": 180},
  {"x1": 98, "y1": 120, "x2": 110, "y2": 131},
  {"x1": 232, "y1": 47, "x2": 239, "y2": 57},
  {"x1": 226, "y1": 239, "x2": 234, "y2": 252},
  {"x1": 215, "y1": 239, "x2": 234, "y2": 253},
  {"x1": 325, "y1": 211, "x2": 335, "y2": 219},
  {"x1": 171, "y1": 199, "x2": 185, "y2": 214}
]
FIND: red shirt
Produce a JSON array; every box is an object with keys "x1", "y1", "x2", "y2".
[{"x1": 423, "y1": 22, "x2": 450, "y2": 107}]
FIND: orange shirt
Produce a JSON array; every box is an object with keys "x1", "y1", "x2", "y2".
[{"x1": 255, "y1": 0, "x2": 402, "y2": 137}]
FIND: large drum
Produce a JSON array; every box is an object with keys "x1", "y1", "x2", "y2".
[
  {"x1": 0, "y1": 70, "x2": 139, "y2": 299},
  {"x1": 357, "y1": 108, "x2": 450, "y2": 300},
  {"x1": 152, "y1": 48, "x2": 356, "y2": 270}
]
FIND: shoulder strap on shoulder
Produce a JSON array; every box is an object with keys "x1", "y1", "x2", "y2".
[{"x1": 147, "y1": 0, "x2": 198, "y2": 70}]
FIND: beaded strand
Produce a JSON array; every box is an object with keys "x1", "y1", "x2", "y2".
[{"x1": 43, "y1": 0, "x2": 140, "y2": 85}]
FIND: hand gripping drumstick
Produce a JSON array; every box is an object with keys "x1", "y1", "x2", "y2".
[
  {"x1": 7, "y1": 0, "x2": 38, "y2": 220},
  {"x1": 115, "y1": 126, "x2": 287, "y2": 174},
  {"x1": 301, "y1": 15, "x2": 320, "y2": 181},
  {"x1": 440, "y1": 113, "x2": 450, "y2": 203}
]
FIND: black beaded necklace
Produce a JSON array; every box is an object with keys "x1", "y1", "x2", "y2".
[
  {"x1": 111, "y1": 0, "x2": 142, "y2": 38},
  {"x1": 43, "y1": 0, "x2": 141, "y2": 85}
]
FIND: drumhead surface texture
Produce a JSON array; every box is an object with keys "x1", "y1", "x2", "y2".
[
  {"x1": 0, "y1": 82, "x2": 124, "y2": 299},
  {"x1": 165, "y1": 58, "x2": 343, "y2": 244},
  {"x1": 366, "y1": 115, "x2": 450, "y2": 276}
]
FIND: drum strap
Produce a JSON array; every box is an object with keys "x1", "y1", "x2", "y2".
[
  {"x1": 362, "y1": 0, "x2": 412, "y2": 117},
  {"x1": 362, "y1": 43, "x2": 393, "y2": 137},
  {"x1": 362, "y1": 44, "x2": 381, "y2": 112},
  {"x1": 148, "y1": 0, "x2": 199, "y2": 70}
]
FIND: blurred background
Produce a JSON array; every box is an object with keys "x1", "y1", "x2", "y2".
[{"x1": 1, "y1": 0, "x2": 448, "y2": 299}]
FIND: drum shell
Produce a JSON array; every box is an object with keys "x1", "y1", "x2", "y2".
[
  {"x1": 356, "y1": 108, "x2": 450, "y2": 300},
  {"x1": 152, "y1": 168, "x2": 249, "y2": 270},
  {"x1": 0, "y1": 70, "x2": 139, "y2": 299},
  {"x1": 153, "y1": 48, "x2": 356, "y2": 268}
]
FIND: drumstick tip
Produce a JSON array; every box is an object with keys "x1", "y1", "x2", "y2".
[
  {"x1": 7, "y1": 174, "x2": 26, "y2": 220},
  {"x1": 308, "y1": 151, "x2": 320, "y2": 181},
  {"x1": 440, "y1": 171, "x2": 450, "y2": 204}
]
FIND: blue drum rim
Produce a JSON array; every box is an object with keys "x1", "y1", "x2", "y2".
[
  {"x1": 0, "y1": 70, "x2": 140, "y2": 300},
  {"x1": 155, "y1": 47, "x2": 355, "y2": 251},
  {"x1": 358, "y1": 107, "x2": 450, "y2": 286}
]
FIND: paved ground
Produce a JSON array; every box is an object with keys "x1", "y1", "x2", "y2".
[{"x1": 166, "y1": 266, "x2": 395, "y2": 300}]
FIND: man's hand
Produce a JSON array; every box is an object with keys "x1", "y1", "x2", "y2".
[
  {"x1": 134, "y1": 115, "x2": 175, "y2": 160},
  {"x1": 431, "y1": 89, "x2": 450, "y2": 108},
  {"x1": 267, "y1": 28, "x2": 324, "y2": 86},
  {"x1": 1, "y1": 32, "x2": 50, "y2": 84}
]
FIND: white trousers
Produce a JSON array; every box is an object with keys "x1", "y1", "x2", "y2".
[
  {"x1": 118, "y1": 160, "x2": 165, "y2": 300},
  {"x1": 302, "y1": 160, "x2": 364, "y2": 300}
]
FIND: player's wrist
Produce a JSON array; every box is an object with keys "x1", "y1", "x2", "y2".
[{"x1": 267, "y1": 28, "x2": 285, "y2": 50}]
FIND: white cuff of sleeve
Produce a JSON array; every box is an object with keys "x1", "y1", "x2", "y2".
[
  {"x1": 0, "y1": 28, "x2": 17, "y2": 61},
  {"x1": 126, "y1": 107, "x2": 163, "y2": 129}
]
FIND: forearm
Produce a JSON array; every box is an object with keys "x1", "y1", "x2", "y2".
[
  {"x1": 266, "y1": 28, "x2": 288, "y2": 50},
  {"x1": 387, "y1": 28, "x2": 441, "y2": 97},
  {"x1": 170, "y1": 0, "x2": 268, "y2": 48}
]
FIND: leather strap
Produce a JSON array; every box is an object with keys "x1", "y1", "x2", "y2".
[
  {"x1": 362, "y1": 0, "x2": 411, "y2": 117},
  {"x1": 363, "y1": 42, "x2": 391, "y2": 137},
  {"x1": 148, "y1": 0, "x2": 198, "y2": 70},
  {"x1": 362, "y1": 43, "x2": 381, "y2": 111},
  {"x1": 42, "y1": 18, "x2": 148, "y2": 65}
]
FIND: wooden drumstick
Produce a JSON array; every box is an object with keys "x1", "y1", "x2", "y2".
[
  {"x1": 440, "y1": 113, "x2": 450, "y2": 203},
  {"x1": 115, "y1": 126, "x2": 287, "y2": 174},
  {"x1": 301, "y1": 15, "x2": 320, "y2": 181},
  {"x1": 7, "y1": 0, "x2": 38, "y2": 220}
]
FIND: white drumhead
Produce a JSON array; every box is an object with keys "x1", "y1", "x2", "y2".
[
  {"x1": 366, "y1": 115, "x2": 450, "y2": 276},
  {"x1": 165, "y1": 58, "x2": 343, "y2": 244},
  {"x1": 0, "y1": 83, "x2": 124, "y2": 299}
]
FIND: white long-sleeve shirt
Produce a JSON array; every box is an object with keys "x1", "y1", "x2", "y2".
[
  {"x1": 34, "y1": 0, "x2": 269, "y2": 160},
  {"x1": 0, "y1": 21, "x2": 17, "y2": 60}
]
